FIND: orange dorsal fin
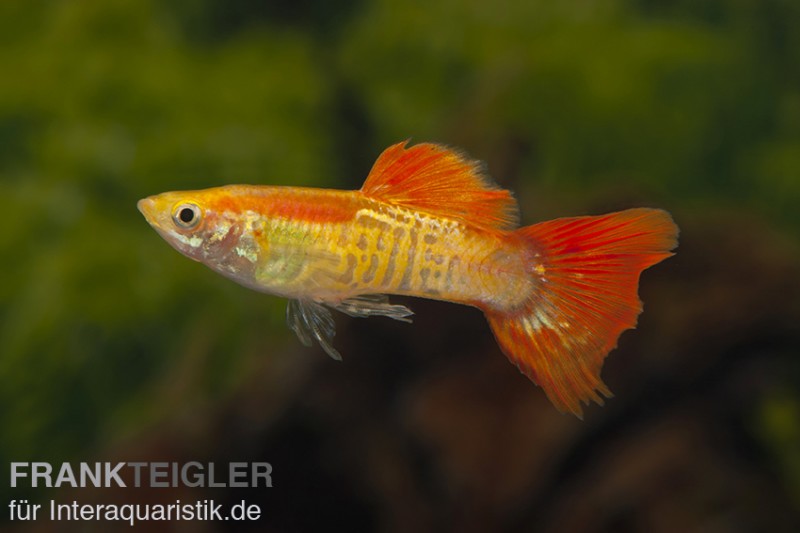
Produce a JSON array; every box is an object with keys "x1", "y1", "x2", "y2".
[{"x1": 360, "y1": 141, "x2": 519, "y2": 231}]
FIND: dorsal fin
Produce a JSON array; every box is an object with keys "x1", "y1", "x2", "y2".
[{"x1": 360, "y1": 141, "x2": 519, "y2": 231}]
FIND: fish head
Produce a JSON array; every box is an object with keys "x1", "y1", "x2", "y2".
[{"x1": 137, "y1": 189, "x2": 242, "y2": 264}]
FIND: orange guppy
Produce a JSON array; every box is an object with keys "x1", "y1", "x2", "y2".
[{"x1": 138, "y1": 141, "x2": 678, "y2": 417}]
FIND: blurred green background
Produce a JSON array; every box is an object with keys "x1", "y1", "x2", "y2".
[{"x1": 2, "y1": 0, "x2": 799, "y2": 531}]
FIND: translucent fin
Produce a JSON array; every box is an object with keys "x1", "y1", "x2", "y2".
[
  {"x1": 330, "y1": 294, "x2": 414, "y2": 323},
  {"x1": 360, "y1": 141, "x2": 519, "y2": 231},
  {"x1": 286, "y1": 299, "x2": 341, "y2": 361}
]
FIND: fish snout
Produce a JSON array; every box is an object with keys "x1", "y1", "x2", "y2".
[{"x1": 137, "y1": 197, "x2": 158, "y2": 222}]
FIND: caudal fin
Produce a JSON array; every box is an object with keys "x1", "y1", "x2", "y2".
[{"x1": 485, "y1": 208, "x2": 678, "y2": 417}]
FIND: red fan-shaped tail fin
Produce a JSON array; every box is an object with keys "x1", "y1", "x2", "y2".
[{"x1": 485, "y1": 208, "x2": 678, "y2": 417}]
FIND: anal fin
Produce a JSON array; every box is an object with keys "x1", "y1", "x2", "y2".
[{"x1": 330, "y1": 294, "x2": 414, "y2": 323}]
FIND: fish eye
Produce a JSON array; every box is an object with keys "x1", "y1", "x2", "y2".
[{"x1": 172, "y1": 203, "x2": 202, "y2": 229}]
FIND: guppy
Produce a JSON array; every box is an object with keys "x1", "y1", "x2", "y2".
[{"x1": 138, "y1": 141, "x2": 678, "y2": 417}]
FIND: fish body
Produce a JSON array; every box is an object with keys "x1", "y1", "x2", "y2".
[
  {"x1": 143, "y1": 186, "x2": 526, "y2": 307},
  {"x1": 139, "y1": 141, "x2": 678, "y2": 417}
]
